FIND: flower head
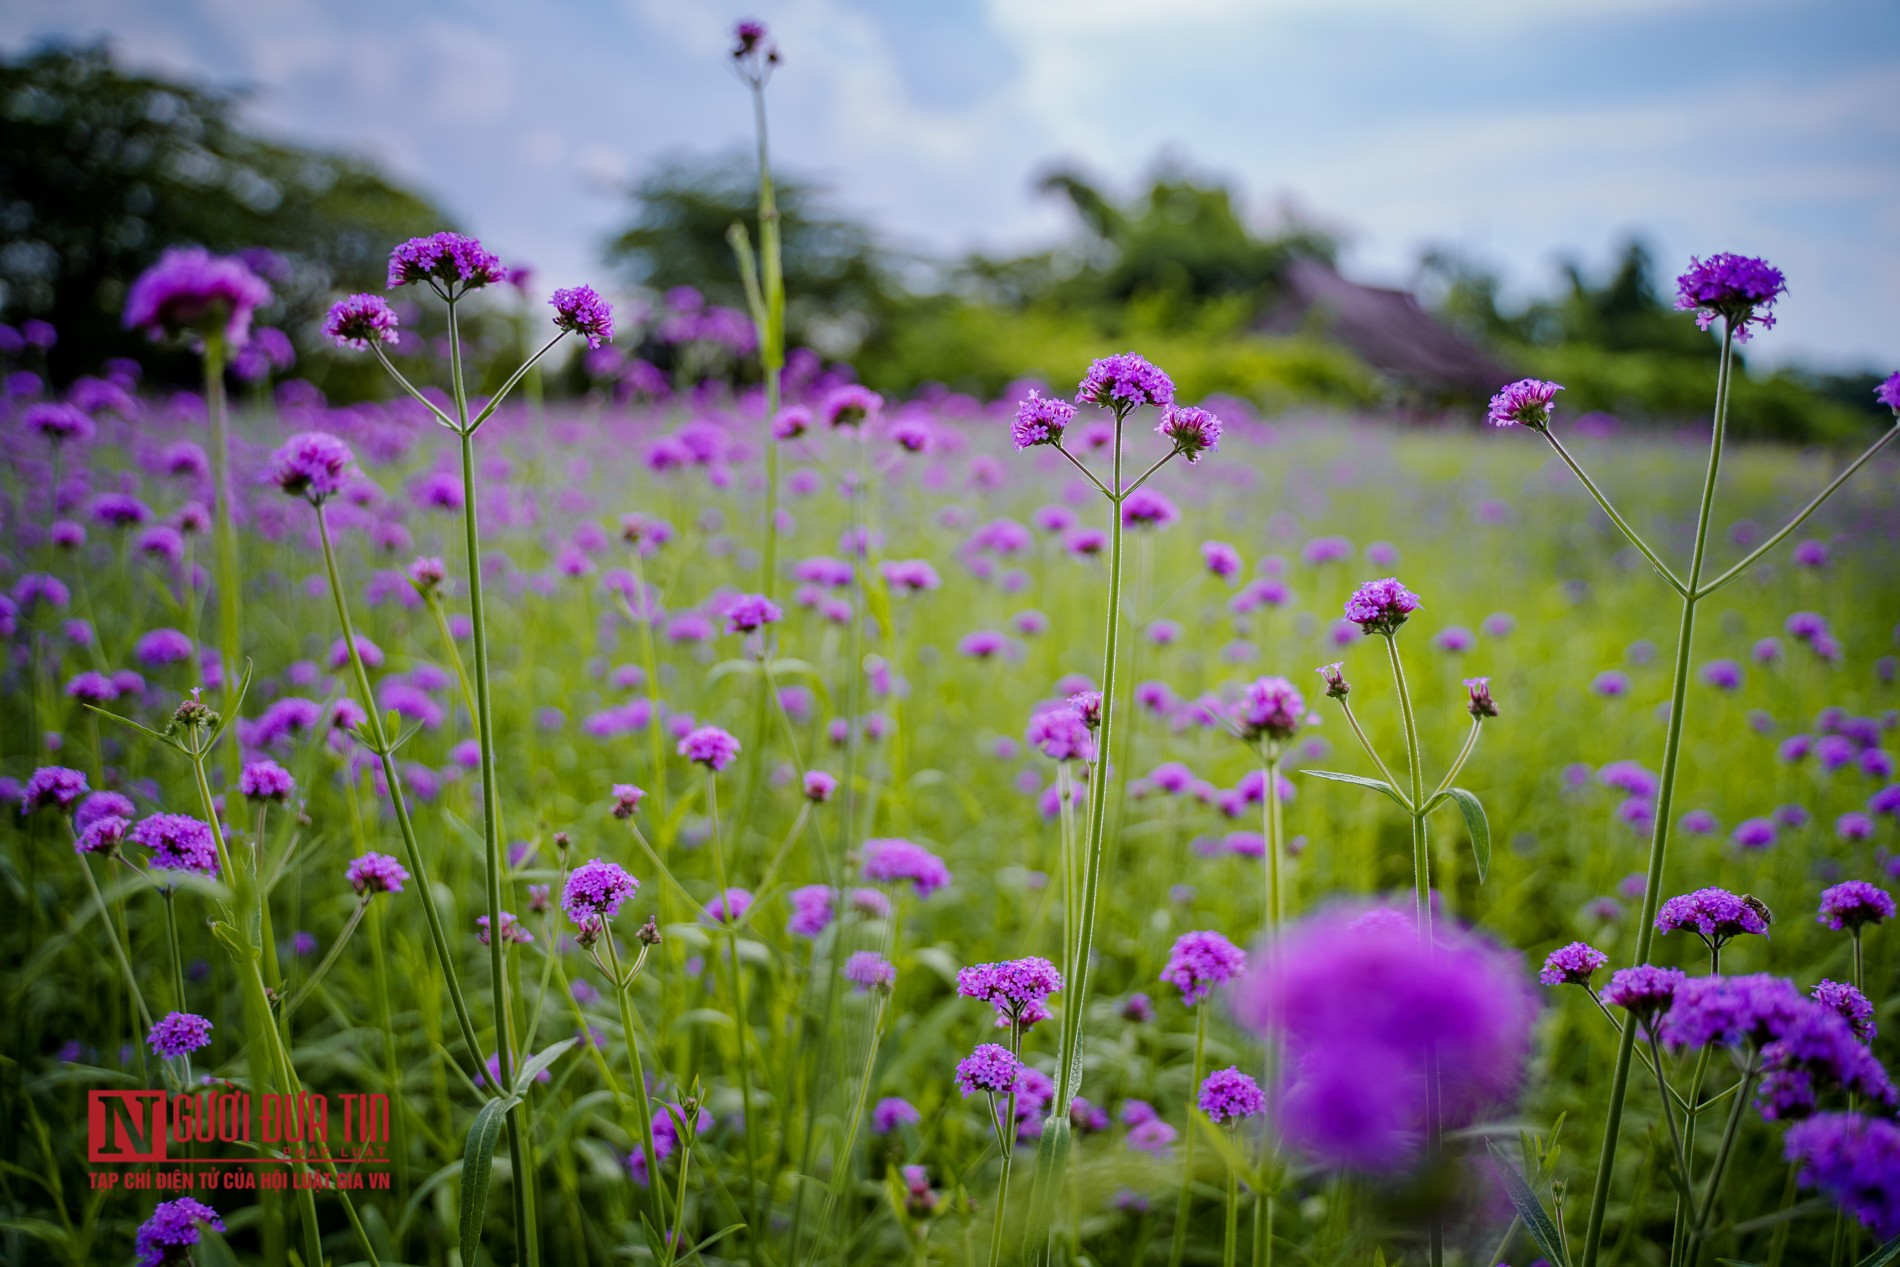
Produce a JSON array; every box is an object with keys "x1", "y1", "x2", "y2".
[
  {"x1": 1539, "y1": 941, "x2": 1608, "y2": 987},
  {"x1": 1877, "y1": 372, "x2": 1900, "y2": 414},
  {"x1": 1344, "y1": 578, "x2": 1421, "y2": 636},
  {"x1": 1317, "y1": 662, "x2": 1350, "y2": 700},
  {"x1": 1161, "y1": 930, "x2": 1246, "y2": 1006},
  {"x1": 820, "y1": 384, "x2": 882, "y2": 429},
  {"x1": 705, "y1": 888, "x2": 753, "y2": 924},
  {"x1": 872, "y1": 1097, "x2": 920, "y2": 1133},
  {"x1": 1198, "y1": 1067, "x2": 1267, "y2": 1123},
  {"x1": 1674, "y1": 253, "x2": 1787, "y2": 340},
  {"x1": 1818, "y1": 881, "x2": 1894, "y2": 933},
  {"x1": 238, "y1": 760, "x2": 295, "y2": 802},
  {"x1": 476, "y1": 912, "x2": 533, "y2": 945},
  {"x1": 124, "y1": 248, "x2": 272, "y2": 346},
  {"x1": 1814, "y1": 979, "x2": 1876, "y2": 1043},
  {"x1": 610, "y1": 783, "x2": 645, "y2": 819},
  {"x1": 954, "y1": 1043, "x2": 1022, "y2": 1096},
  {"x1": 1075, "y1": 353, "x2": 1174, "y2": 412},
  {"x1": 957, "y1": 956, "x2": 1063, "y2": 1026},
  {"x1": 22, "y1": 766, "x2": 89, "y2": 813},
  {"x1": 76, "y1": 814, "x2": 130, "y2": 856},
  {"x1": 772, "y1": 406, "x2": 811, "y2": 440},
  {"x1": 861, "y1": 837, "x2": 951, "y2": 897},
  {"x1": 1486, "y1": 379, "x2": 1563, "y2": 429},
  {"x1": 1157, "y1": 405, "x2": 1222, "y2": 462},
  {"x1": 551, "y1": 285, "x2": 615, "y2": 348},
  {"x1": 1027, "y1": 707, "x2": 1094, "y2": 762},
  {"x1": 269, "y1": 432, "x2": 355, "y2": 503},
  {"x1": 346, "y1": 852, "x2": 409, "y2": 895},
  {"x1": 26, "y1": 402, "x2": 94, "y2": 446},
  {"x1": 1656, "y1": 887, "x2": 1770, "y2": 950},
  {"x1": 1011, "y1": 389, "x2": 1075, "y2": 450},
  {"x1": 147, "y1": 1011, "x2": 213, "y2": 1059},
  {"x1": 1235, "y1": 677, "x2": 1303, "y2": 744},
  {"x1": 1785, "y1": 1114, "x2": 1900, "y2": 1240},
  {"x1": 724, "y1": 593, "x2": 783, "y2": 634},
  {"x1": 130, "y1": 813, "x2": 219, "y2": 877},
  {"x1": 803, "y1": 770, "x2": 837, "y2": 802},
  {"x1": 387, "y1": 232, "x2": 505, "y2": 293},
  {"x1": 1602, "y1": 964, "x2": 1685, "y2": 1020},
  {"x1": 1464, "y1": 677, "x2": 1498, "y2": 719},
  {"x1": 322, "y1": 294, "x2": 400, "y2": 350},
  {"x1": 563, "y1": 858, "x2": 639, "y2": 927},
  {"x1": 134, "y1": 1197, "x2": 225, "y2": 1267},
  {"x1": 844, "y1": 950, "x2": 897, "y2": 992},
  {"x1": 678, "y1": 726, "x2": 740, "y2": 772}
]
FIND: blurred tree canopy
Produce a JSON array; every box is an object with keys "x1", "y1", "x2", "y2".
[{"x1": 0, "y1": 42, "x2": 448, "y2": 383}]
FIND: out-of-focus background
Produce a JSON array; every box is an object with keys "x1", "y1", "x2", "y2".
[{"x1": 1, "y1": 0, "x2": 1896, "y2": 437}]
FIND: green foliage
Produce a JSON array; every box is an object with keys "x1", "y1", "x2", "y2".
[{"x1": 0, "y1": 42, "x2": 448, "y2": 385}]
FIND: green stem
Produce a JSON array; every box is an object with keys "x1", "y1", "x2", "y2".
[
  {"x1": 989, "y1": 1090, "x2": 1019, "y2": 1267},
  {"x1": 1167, "y1": 1004, "x2": 1210, "y2": 1267},
  {"x1": 162, "y1": 889, "x2": 187, "y2": 1015},
  {"x1": 1690, "y1": 1056, "x2": 1760, "y2": 1250},
  {"x1": 1540, "y1": 428, "x2": 1688, "y2": 597},
  {"x1": 1337, "y1": 698, "x2": 1409, "y2": 808},
  {"x1": 705, "y1": 771, "x2": 764, "y2": 1248},
  {"x1": 77, "y1": 855, "x2": 154, "y2": 1032},
  {"x1": 605, "y1": 931, "x2": 664, "y2": 1237},
  {"x1": 1224, "y1": 1151, "x2": 1240, "y2": 1267},
  {"x1": 1580, "y1": 323, "x2": 1734, "y2": 1267},
  {"x1": 279, "y1": 899, "x2": 369, "y2": 1021},
  {"x1": 203, "y1": 335, "x2": 243, "y2": 790}
]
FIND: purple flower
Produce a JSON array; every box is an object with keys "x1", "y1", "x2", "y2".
[
  {"x1": 678, "y1": 726, "x2": 740, "y2": 771},
  {"x1": 1463, "y1": 677, "x2": 1498, "y2": 719},
  {"x1": 124, "y1": 248, "x2": 272, "y2": 346},
  {"x1": 1539, "y1": 941, "x2": 1608, "y2": 987},
  {"x1": 1674, "y1": 253, "x2": 1787, "y2": 341},
  {"x1": 1027, "y1": 707, "x2": 1094, "y2": 762},
  {"x1": 610, "y1": 784, "x2": 645, "y2": 819},
  {"x1": 1817, "y1": 881, "x2": 1894, "y2": 933},
  {"x1": 704, "y1": 888, "x2": 753, "y2": 925},
  {"x1": 269, "y1": 432, "x2": 355, "y2": 503},
  {"x1": 147, "y1": 1011, "x2": 213, "y2": 1059},
  {"x1": 820, "y1": 384, "x2": 882, "y2": 429},
  {"x1": 345, "y1": 852, "x2": 409, "y2": 896},
  {"x1": 1197, "y1": 1067, "x2": 1267, "y2": 1123},
  {"x1": 1486, "y1": 378, "x2": 1562, "y2": 429},
  {"x1": 1592, "y1": 670, "x2": 1630, "y2": 698},
  {"x1": 1731, "y1": 817, "x2": 1778, "y2": 849},
  {"x1": 1160, "y1": 930, "x2": 1246, "y2": 1007},
  {"x1": 882, "y1": 559, "x2": 940, "y2": 592},
  {"x1": 1127, "y1": 1117, "x2": 1178, "y2": 1156},
  {"x1": 1120, "y1": 489, "x2": 1177, "y2": 529},
  {"x1": 76, "y1": 815, "x2": 130, "y2": 856},
  {"x1": 238, "y1": 760, "x2": 295, "y2": 802},
  {"x1": 1012, "y1": 389, "x2": 1075, "y2": 450},
  {"x1": 1157, "y1": 405, "x2": 1222, "y2": 462},
  {"x1": 22, "y1": 766, "x2": 90, "y2": 813},
  {"x1": 25, "y1": 402, "x2": 94, "y2": 445},
  {"x1": 862, "y1": 837, "x2": 951, "y2": 897},
  {"x1": 477, "y1": 912, "x2": 533, "y2": 945},
  {"x1": 1234, "y1": 676, "x2": 1303, "y2": 743},
  {"x1": 1602, "y1": 965, "x2": 1685, "y2": 1020},
  {"x1": 322, "y1": 294, "x2": 400, "y2": 350},
  {"x1": 1202, "y1": 540, "x2": 1242, "y2": 579},
  {"x1": 551, "y1": 285, "x2": 614, "y2": 347},
  {"x1": 387, "y1": 232, "x2": 505, "y2": 293},
  {"x1": 957, "y1": 956, "x2": 1063, "y2": 1027},
  {"x1": 872, "y1": 1097, "x2": 920, "y2": 1133},
  {"x1": 955, "y1": 1043, "x2": 1021, "y2": 1096},
  {"x1": 1785, "y1": 1113, "x2": 1900, "y2": 1239},
  {"x1": 1813, "y1": 980, "x2": 1876, "y2": 1043},
  {"x1": 1075, "y1": 353, "x2": 1174, "y2": 412},
  {"x1": 1655, "y1": 887, "x2": 1770, "y2": 950},
  {"x1": 1700, "y1": 659, "x2": 1743, "y2": 691},
  {"x1": 844, "y1": 950, "x2": 897, "y2": 992},
  {"x1": 724, "y1": 593, "x2": 782, "y2": 634},
  {"x1": 1231, "y1": 907, "x2": 1534, "y2": 1173},
  {"x1": 1877, "y1": 372, "x2": 1900, "y2": 413},
  {"x1": 563, "y1": 858, "x2": 639, "y2": 927},
  {"x1": 134, "y1": 1197, "x2": 225, "y2": 1267},
  {"x1": 1344, "y1": 578, "x2": 1421, "y2": 636},
  {"x1": 803, "y1": 770, "x2": 837, "y2": 802},
  {"x1": 787, "y1": 885, "x2": 833, "y2": 938},
  {"x1": 130, "y1": 814, "x2": 219, "y2": 876},
  {"x1": 1658, "y1": 972, "x2": 1806, "y2": 1050}
]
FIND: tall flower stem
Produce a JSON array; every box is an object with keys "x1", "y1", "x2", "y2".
[
  {"x1": 1223, "y1": 1147, "x2": 1242, "y2": 1267},
  {"x1": 1167, "y1": 1004, "x2": 1210, "y2": 1267},
  {"x1": 1689, "y1": 1054, "x2": 1760, "y2": 1251},
  {"x1": 1026, "y1": 407, "x2": 1131, "y2": 1258},
  {"x1": 704, "y1": 771, "x2": 764, "y2": 1249},
  {"x1": 202, "y1": 334, "x2": 243, "y2": 789},
  {"x1": 989, "y1": 1084, "x2": 1021, "y2": 1267},
  {"x1": 604, "y1": 931, "x2": 665, "y2": 1238},
  {"x1": 445, "y1": 296, "x2": 540, "y2": 1267},
  {"x1": 161, "y1": 889, "x2": 187, "y2": 1015},
  {"x1": 1579, "y1": 326, "x2": 1733, "y2": 1267}
]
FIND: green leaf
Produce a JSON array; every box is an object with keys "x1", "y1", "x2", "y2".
[
  {"x1": 690, "y1": 1221, "x2": 747, "y2": 1256},
  {"x1": 207, "y1": 659, "x2": 255, "y2": 748},
  {"x1": 513, "y1": 1038, "x2": 578, "y2": 1095},
  {"x1": 1300, "y1": 768, "x2": 1409, "y2": 810},
  {"x1": 1193, "y1": 1117, "x2": 1266, "y2": 1192},
  {"x1": 1445, "y1": 787, "x2": 1492, "y2": 882},
  {"x1": 83, "y1": 704, "x2": 178, "y2": 750},
  {"x1": 1715, "y1": 1260, "x2": 1766, "y2": 1267},
  {"x1": 459, "y1": 1096, "x2": 515, "y2": 1265},
  {"x1": 1486, "y1": 1141, "x2": 1568, "y2": 1267},
  {"x1": 1860, "y1": 1236, "x2": 1900, "y2": 1267}
]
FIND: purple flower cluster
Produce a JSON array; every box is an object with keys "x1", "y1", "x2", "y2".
[
  {"x1": 1232, "y1": 907, "x2": 1534, "y2": 1172},
  {"x1": 872, "y1": 1097, "x2": 920, "y2": 1133},
  {"x1": 134, "y1": 1197, "x2": 225, "y2": 1267},
  {"x1": 130, "y1": 814, "x2": 219, "y2": 877},
  {"x1": 1785, "y1": 1113, "x2": 1900, "y2": 1238},
  {"x1": 957, "y1": 956, "x2": 1063, "y2": 1028},
  {"x1": 1817, "y1": 880, "x2": 1894, "y2": 933},
  {"x1": 269, "y1": 432, "x2": 355, "y2": 503},
  {"x1": 724, "y1": 593, "x2": 783, "y2": 634},
  {"x1": 705, "y1": 888, "x2": 753, "y2": 924},
  {"x1": 238, "y1": 760, "x2": 295, "y2": 802},
  {"x1": 955, "y1": 1043, "x2": 1021, "y2": 1096},
  {"x1": 1655, "y1": 887, "x2": 1770, "y2": 952},
  {"x1": 678, "y1": 725, "x2": 741, "y2": 771},
  {"x1": 477, "y1": 911, "x2": 533, "y2": 945},
  {"x1": 1157, "y1": 405, "x2": 1221, "y2": 462},
  {"x1": 1344, "y1": 578, "x2": 1421, "y2": 636},
  {"x1": 386, "y1": 232, "x2": 505, "y2": 292},
  {"x1": 124, "y1": 248, "x2": 272, "y2": 346},
  {"x1": 345, "y1": 852, "x2": 409, "y2": 896},
  {"x1": 1011, "y1": 389, "x2": 1075, "y2": 450},
  {"x1": 1539, "y1": 941, "x2": 1608, "y2": 987},
  {"x1": 861, "y1": 837, "x2": 951, "y2": 897},
  {"x1": 1197, "y1": 1067, "x2": 1267, "y2": 1123},
  {"x1": 550, "y1": 285, "x2": 614, "y2": 348},
  {"x1": 1160, "y1": 930, "x2": 1246, "y2": 1006},
  {"x1": 627, "y1": 1101, "x2": 711, "y2": 1187},
  {"x1": 23, "y1": 765, "x2": 89, "y2": 813},
  {"x1": 1235, "y1": 676, "x2": 1303, "y2": 744},
  {"x1": 322, "y1": 294, "x2": 400, "y2": 350},
  {"x1": 844, "y1": 950, "x2": 897, "y2": 991},
  {"x1": 147, "y1": 1011, "x2": 213, "y2": 1059},
  {"x1": 1602, "y1": 964, "x2": 1686, "y2": 1020},
  {"x1": 1674, "y1": 252, "x2": 1787, "y2": 341},
  {"x1": 1486, "y1": 378, "x2": 1563, "y2": 429},
  {"x1": 1027, "y1": 706, "x2": 1094, "y2": 762},
  {"x1": 1076, "y1": 353, "x2": 1174, "y2": 412},
  {"x1": 562, "y1": 858, "x2": 639, "y2": 927}
]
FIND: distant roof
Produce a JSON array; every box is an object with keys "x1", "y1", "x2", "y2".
[{"x1": 1257, "y1": 258, "x2": 1509, "y2": 397}]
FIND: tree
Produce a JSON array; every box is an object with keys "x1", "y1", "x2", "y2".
[{"x1": 0, "y1": 42, "x2": 448, "y2": 383}]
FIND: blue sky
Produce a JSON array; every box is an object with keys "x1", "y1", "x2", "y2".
[{"x1": 5, "y1": 0, "x2": 1897, "y2": 368}]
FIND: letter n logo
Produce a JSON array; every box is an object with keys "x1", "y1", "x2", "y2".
[{"x1": 89, "y1": 1091, "x2": 167, "y2": 1162}]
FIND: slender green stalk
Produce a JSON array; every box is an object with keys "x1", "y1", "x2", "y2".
[
  {"x1": 1579, "y1": 326, "x2": 1734, "y2": 1267},
  {"x1": 1540, "y1": 430, "x2": 1687, "y2": 597},
  {"x1": 704, "y1": 770, "x2": 764, "y2": 1248},
  {"x1": 1690, "y1": 1056, "x2": 1760, "y2": 1250},
  {"x1": 1167, "y1": 1004, "x2": 1210, "y2": 1267},
  {"x1": 989, "y1": 1088, "x2": 1020, "y2": 1267},
  {"x1": 367, "y1": 901, "x2": 412, "y2": 1239},
  {"x1": 161, "y1": 889, "x2": 187, "y2": 1016},
  {"x1": 605, "y1": 931, "x2": 665, "y2": 1237},
  {"x1": 1224, "y1": 1152, "x2": 1241, "y2": 1267},
  {"x1": 76, "y1": 856, "x2": 153, "y2": 1033},
  {"x1": 445, "y1": 295, "x2": 540, "y2": 1267},
  {"x1": 279, "y1": 899, "x2": 369, "y2": 1021}
]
